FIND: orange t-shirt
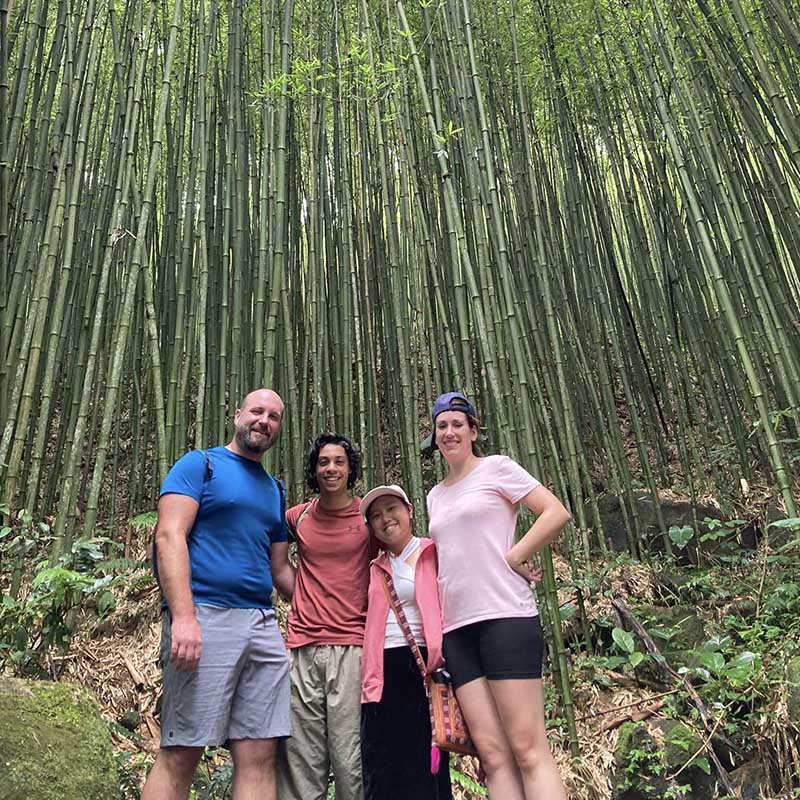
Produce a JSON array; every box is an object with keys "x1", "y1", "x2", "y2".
[{"x1": 285, "y1": 497, "x2": 377, "y2": 649}]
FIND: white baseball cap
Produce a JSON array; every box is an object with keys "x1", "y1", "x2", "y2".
[{"x1": 360, "y1": 484, "x2": 411, "y2": 521}]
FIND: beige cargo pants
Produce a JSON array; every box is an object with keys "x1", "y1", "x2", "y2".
[{"x1": 276, "y1": 644, "x2": 364, "y2": 800}]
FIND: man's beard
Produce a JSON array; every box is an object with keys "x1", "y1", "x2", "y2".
[{"x1": 236, "y1": 424, "x2": 274, "y2": 454}]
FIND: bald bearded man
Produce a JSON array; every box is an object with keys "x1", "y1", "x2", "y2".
[{"x1": 143, "y1": 389, "x2": 295, "y2": 800}]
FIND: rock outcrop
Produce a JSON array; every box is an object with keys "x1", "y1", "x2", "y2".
[{"x1": 0, "y1": 677, "x2": 119, "y2": 800}]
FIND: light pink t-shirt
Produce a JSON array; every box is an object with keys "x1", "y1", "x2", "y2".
[{"x1": 426, "y1": 455, "x2": 540, "y2": 633}]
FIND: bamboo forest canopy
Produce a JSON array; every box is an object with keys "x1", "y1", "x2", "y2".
[{"x1": 1, "y1": 0, "x2": 799, "y2": 555}]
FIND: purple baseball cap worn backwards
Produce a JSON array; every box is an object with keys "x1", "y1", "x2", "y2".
[{"x1": 431, "y1": 392, "x2": 477, "y2": 423}]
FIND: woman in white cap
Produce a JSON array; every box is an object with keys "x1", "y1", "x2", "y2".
[
  {"x1": 359, "y1": 485, "x2": 452, "y2": 800},
  {"x1": 426, "y1": 392, "x2": 570, "y2": 800}
]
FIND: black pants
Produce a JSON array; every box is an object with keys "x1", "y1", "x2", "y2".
[{"x1": 361, "y1": 647, "x2": 452, "y2": 800}]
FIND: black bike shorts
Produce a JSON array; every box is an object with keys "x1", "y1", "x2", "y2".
[{"x1": 442, "y1": 615, "x2": 544, "y2": 689}]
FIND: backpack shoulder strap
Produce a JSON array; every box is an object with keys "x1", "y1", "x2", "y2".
[
  {"x1": 153, "y1": 448, "x2": 214, "y2": 572},
  {"x1": 201, "y1": 449, "x2": 213, "y2": 481},
  {"x1": 276, "y1": 478, "x2": 287, "y2": 520},
  {"x1": 296, "y1": 499, "x2": 316, "y2": 528}
]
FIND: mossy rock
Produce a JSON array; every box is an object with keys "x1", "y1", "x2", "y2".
[
  {"x1": 730, "y1": 759, "x2": 766, "y2": 800},
  {"x1": 623, "y1": 603, "x2": 708, "y2": 685},
  {"x1": 656, "y1": 571, "x2": 715, "y2": 603},
  {"x1": 118, "y1": 709, "x2": 142, "y2": 732},
  {"x1": 639, "y1": 603, "x2": 706, "y2": 655},
  {"x1": 788, "y1": 656, "x2": 800, "y2": 725},
  {"x1": 613, "y1": 720, "x2": 717, "y2": 799},
  {"x1": 612, "y1": 721, "x2": 670, "y2": 800},
  {"x1": 594, "y1": 493, "x2": 723, "y2": 555},
  {"x1": 652, "y1": 719, "x2": 703, "y2": 769},
  {"x1": 652, "y1": 719, "x2": 715, "y2": 797},
  {"x1": 0, "y1": 677, "x2": 120, "y2": 800},
  {"x1": 763, "y1": 505, "x2": 799, "y2": 549}
]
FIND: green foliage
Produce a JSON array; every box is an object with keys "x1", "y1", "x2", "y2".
[
  {"x1": 115, "y1": 748, "x2": 151, "y2": 800},
  {"x1": 750, "y1": 406, "x2": 800, "y2": 436},
  {"x1": 559, "y1": 601, "x2": 576, "y2": 622},
  {"x1": 698, "y1": 517, "x2": 745, "y2": 545},
  {"x1": 665, "y1": 517, "x2": 749, "y2": 555},
  {"x1": 679, "y1": 634, "x2": 759, "y2": 694},
  {"x1": 254, "y1": 34, "x2": 400, "y2": 105},
  {"x1": 433, "y1": 120, "x2": 464, "y2": 145},
  {"x1": 0, "y1": 505, "x2": 52, "y2": 568},
  {"x1": 450, "y1": 765, "x2": 487, "y2": 796},
  {"x1": 612, "y1": 626, "x2": 634, "y2": 654},
  {"x1": 665, "y1": 527, "x2": 797, "y2": 744},
  {"x1": 663, "y1": 723, "x2": 709, "y2": 776},
  {"x1": 668, "y1": 524, "x2": 694, "y2": 550},
  {"x1": 572, "y1": 521, "x2": 800, "y2": 793},
  {"x1": 127, "y1": 511, "x2": 158, "y2": 532},
  {"x1": 579, "y1": 627, "x2": 649, "y2": 676},
  {"x1": 0, "y1": 512, "x2": 129, "y2": 677},
  {"x1": 614, "y1": 720, "x2": 701, "y2": 799},
  {"x1": 770, "y1": 518, "x2": 800, "y2": 555},
  {"x1": 615, "y1": 721, "x2": 668, "y2": 796},
  {"x1": 190, "y1": 751, "x2": 234, "y2": 799},
  {"x1": 770, "y1": 518, "x2": 800, "y2": 531},
  {"x1": 609, "y1": 626, "x2": 646, "y2": 671}
]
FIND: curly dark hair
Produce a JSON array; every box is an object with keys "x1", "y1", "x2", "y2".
[{"x1": 306, "y1": 432, "x2": 361, "y2": 492}]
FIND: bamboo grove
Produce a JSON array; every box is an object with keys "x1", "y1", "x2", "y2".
[{"x1": 2, "y1": 0, "x2": 800, "y2": 751}]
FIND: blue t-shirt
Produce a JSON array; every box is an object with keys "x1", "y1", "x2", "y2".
[{"x1": 158, "y1": 446, "x2": 287, "y2": 609}]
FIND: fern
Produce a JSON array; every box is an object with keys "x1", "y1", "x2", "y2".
[
  {"x1": 128, "y1": 511, "x2": 158, "y2": 531},
  {"x1": 449, "y1": 765, "x2": 487, "y2": 796},
  {"x1": 98, "y1": 557, "x2": 150, "y2": 574}
]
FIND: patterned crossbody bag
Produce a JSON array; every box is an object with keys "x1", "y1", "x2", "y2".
[{"x1": 380, "y1": 569, "x2": 478, "y2": 767}]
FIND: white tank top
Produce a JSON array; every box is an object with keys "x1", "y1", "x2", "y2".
[{"x1": 384, "y1": 537, "x2": 426, "y2": 648}]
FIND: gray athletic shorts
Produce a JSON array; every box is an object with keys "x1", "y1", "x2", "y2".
[{"x1": 159, "y1": 604, "x2": 291, "y2": 748}]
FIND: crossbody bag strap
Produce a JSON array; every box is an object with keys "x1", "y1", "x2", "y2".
[{"x1": 380, "y1": 570, "x2": 429, "y2": 682}]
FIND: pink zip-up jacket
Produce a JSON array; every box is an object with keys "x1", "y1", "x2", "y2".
[{"x1": 361, "y1": 537, "x2": 444, "y2": 704}]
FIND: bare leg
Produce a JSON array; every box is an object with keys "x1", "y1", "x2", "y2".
[
  {"x1": 141, "y1": 746, "x2": 204, "y2": 800},
  {"x1": 230, "y1": 738, "x2": 278, "y2": 800},
  {"x1": 455, "y1": 678, "x2": 525, "y2": 800},
  {"x1": 489, "y1": 678, "x2": 567, "y2": 800}
]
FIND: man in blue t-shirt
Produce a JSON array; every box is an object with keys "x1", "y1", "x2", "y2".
[{"x1": 142, "y1": 389, "x2": 295, "y2": 800}]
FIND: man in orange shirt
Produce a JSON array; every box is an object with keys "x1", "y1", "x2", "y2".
[{"x1": 276, "y1": 433, "x2": 376, "y2": 800}]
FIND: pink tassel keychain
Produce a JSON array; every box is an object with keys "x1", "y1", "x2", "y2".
[{"x1": 430, "y1": 744, "x2": 441, "y2": 774}]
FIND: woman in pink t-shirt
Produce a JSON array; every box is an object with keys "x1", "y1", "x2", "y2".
[{"x1": 426, "y1": 392, "x2": 570, "y2": 800}]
